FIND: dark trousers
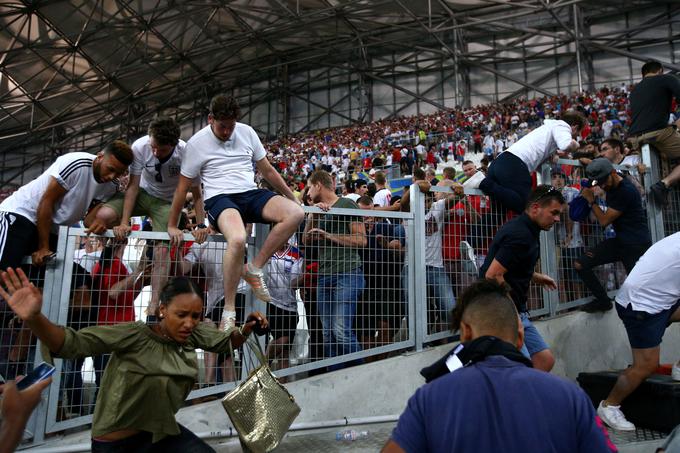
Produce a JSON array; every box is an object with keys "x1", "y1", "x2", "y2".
[
  {"x1": 91, "y1": 424, "x2": 215, "y2": 453},
  {"x1": 575, "y1": 238, "x2": 650, "y2": 304},
  {"x1": 479, "y1": 152, "x2": 532, "y2": 214}
]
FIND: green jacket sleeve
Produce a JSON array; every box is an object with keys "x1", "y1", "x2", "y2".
[
  {"x1": 189, "y1": 322, "x2": 238, "y2": 353},
  {"x1": 52, "y1": 322, "x2": 144, "y2": 359}
]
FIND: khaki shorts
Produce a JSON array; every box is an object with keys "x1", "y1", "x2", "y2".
[
  {"x1": 630, "y1": 126, "x2": 680, "y2": 159},
  {"x1": 103, "y1": 189, "x2": 176, "y2": 231}
]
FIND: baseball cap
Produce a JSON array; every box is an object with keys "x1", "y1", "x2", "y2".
[{"x1": 585, "y1": 158, "x2": 614, "y2": 187}]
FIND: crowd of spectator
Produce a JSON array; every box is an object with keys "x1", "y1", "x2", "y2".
[{"x1": 2, "y1": 65, "x2": 680, "y2": 451}]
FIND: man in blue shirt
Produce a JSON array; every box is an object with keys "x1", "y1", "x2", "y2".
[
  {"x1": 577, "y1": 158, "x2": 651, "y2": 313},
  {"x1": 382, "y1": 279, "x2": 616, "y2": 453}
]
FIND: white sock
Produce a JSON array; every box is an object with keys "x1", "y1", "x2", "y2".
[{"x1": 248, "y1": 263, "x2": 262, "y2": 274}]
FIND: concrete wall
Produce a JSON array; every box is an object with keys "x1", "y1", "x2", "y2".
[{"x1": 27, "y1": 307, "x2": 680, "y2": 449}]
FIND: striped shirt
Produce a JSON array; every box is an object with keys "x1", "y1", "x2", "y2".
[{"x1": 0, "y1": 152, "x2": 118, "y2": 230}]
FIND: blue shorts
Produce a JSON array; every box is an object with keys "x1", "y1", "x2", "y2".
[
  {"x1": 519, "y1": 311, "x2": 549, "y2": 358},
  {"x1": 204, "y1": 189, "x2": 277, "y2": 232},
  {"x1": 616, "y1": 300, "x2": 680, "y2": 349}
]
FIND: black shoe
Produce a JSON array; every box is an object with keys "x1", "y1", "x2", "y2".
[
  {"x1": 581, "y1": 299, "x2": 613, "y2": 313},
  {"x1": 650, "y1": 181, "x2": 670, "y2": 207}
]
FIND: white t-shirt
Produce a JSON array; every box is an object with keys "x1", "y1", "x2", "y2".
[
  {"x1": 265, "y1": 245, "x2": 303, "y2": 312},
  {"x1": 463, "y1": 171, "x2": 485, "y2": 189},
  {"x1": 181, "y1": 123, "x2": 266, "y2": 200},
  {"x1": 184, "y1": 241, "x2": 247, "y2": 314},
  {"x1": 129, "y1": 136, "x2": 198, "y2": 202},
  {"x1": 424, "y1": 199, "x2": 446, "y2": 268},
  {"x1": 344, "y1": 193, "x2": 361, "y2": 202},
  {"x1": 616, "y1": 232, "x2": 680, "y2": 314},
  {"x1": 507, "y1": 119, "x2": 573, "y2": 172},
  {"x1": 373, "y1": 188, "x2": 392, "y2": 207},
  {"x1": 0, "y1": 153, "x2": 117, "y2": 231}
]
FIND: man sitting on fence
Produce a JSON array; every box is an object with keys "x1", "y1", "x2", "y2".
[
  {"x1": 627, "y1": 61, "x2": 680, "y2": 207},
  {"x1": 87, "y1": 117, "x2": 206, "y2": 322},
  {"x1": 167, "y1": 94, "x2": 304, "y2": 328}
]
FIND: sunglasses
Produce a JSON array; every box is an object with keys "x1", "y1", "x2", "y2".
[
  {"x1": 533, "y1": 186, "x2": 560, "y2": 203},
  {"x1": 145, "y1": 162, "x2": 163, "y2": 183}
]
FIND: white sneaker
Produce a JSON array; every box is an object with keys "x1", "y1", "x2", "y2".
[
  {"x1": 597, "y1": 401, "x2": 636, "y2": 431},
  {"x1": 672, "y1": 363, "x2": 680, "y2": 381},
  {"x1": 243, "y1": 263, "x2": 272, "y2": 302}
]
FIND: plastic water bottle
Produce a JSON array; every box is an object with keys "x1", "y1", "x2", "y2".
[{"x1": 335, "y1": 429, "x2": 369, "y2": 441}]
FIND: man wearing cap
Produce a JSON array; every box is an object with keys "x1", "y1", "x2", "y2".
[{"x1": 576, "y1": 158, "x2": 651, "y2": 313}]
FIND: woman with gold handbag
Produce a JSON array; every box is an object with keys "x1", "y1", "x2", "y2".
[{"x1": 0, "y1": 267, "x2": 268, "y2": 453}]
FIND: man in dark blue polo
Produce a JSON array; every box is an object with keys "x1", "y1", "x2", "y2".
[
  {"x1": 480, "y1": 185, "x2": 565, "y2": 372},
  {"x1": 576, "y1": 158, "x2": 651, "y2": 313},
  {"x1": 382, "y1": 279, "x2": 615, "y2": 453}
]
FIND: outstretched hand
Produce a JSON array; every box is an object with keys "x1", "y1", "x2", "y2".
[{"x1": 0, "y1": 268, "x2": 43, "y2": 322}]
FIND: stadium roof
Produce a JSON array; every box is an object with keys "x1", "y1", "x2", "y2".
[{"x1": 0, "y1": 0, "x2": 677, "y2": 179}]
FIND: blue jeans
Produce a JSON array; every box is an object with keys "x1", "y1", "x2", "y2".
[
  {"x1": 401, "y1": 265, "x2": 456, "y2": 325},
  {"x1": 426, "y1": 266, "x2": 456, "y2": 324},
  {"x1": 519, "y1": 312, "x2": 549, "y2": 358},
  {"x1": 317, "y1": 270, "x2": 365, "y2": 366}
]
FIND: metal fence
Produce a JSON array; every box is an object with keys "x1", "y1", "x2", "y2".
[{"x1": 2, "y1": 143, "x2": 673, "y2": 445}]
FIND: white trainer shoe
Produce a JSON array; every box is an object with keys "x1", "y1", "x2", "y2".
[
  {"x1": 672, "y1": 362, "x2": 680, "y2": 381},
  {"x1": 597, "y1": 401, "x2": 636, "y2": 431}
]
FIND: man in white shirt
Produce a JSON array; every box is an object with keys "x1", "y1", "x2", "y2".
[
  {"x1": 479, "y1": 112, "x2": 585, "y2": 214},
  {"x1": 167, "y1": 94, "x2": 304, "y2": 327},
  {"x1": 596, "y1": 232, "x2": 680, "y2": 431},
  {"x1": 0, "y1": 141, "x2": 132, "y2": 268},
  {"x1": 88, "y1": 118, "x2": 206, "y2": 320},
  {"x1": 373, "y1": 171, "x2": 392, "y2": 208}
]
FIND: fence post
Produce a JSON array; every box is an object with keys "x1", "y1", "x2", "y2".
[
  {"x1": 641, "y1": 144, "x2": 665, "y2": 243},
  {"x1": 33, "y1": 226, "x2": 71, "y2": 439},
  {"x1": 538, "y1": 164, "x2": 560, "y2": 316},
  {"x1": 410, "y1": 184, "x2": 427, "y2": 351}
]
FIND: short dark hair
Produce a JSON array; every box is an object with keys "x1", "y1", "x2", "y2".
[
  {"x1": 526, "y1": 184, "x2": 565, "y2": 209},
  {"x1": 104, "y1": 140, "x2": 134, "y2": 167},
  {"x1": 443, "y1": 167, "x2": 456, "y2": 179},
  {"x1": 413, "y1": 167, "x2": 426, "y2": 181},
  {"x1": 462, "y1": 160, "x2": 474, "y2": 167},
  {"x1": 357, "y1": 195, "x2": 373, "y2": 206},
  {"x1": 209, "y1": 94, "x2": 241, "y2": 120},
  {"x1": 602, "y1": 137, "x2": 624, "y2": 154},
  {"x1": 451, "y1": 279, "x2": 519, "y2": 342},
  {"x1": 148, "y1": 117, "x2": 181, "y2": 147},
  {"x1": 561, "y1": 111, "x2": 587, "y2": 130},
  {"x1": 308, "y1": 170, "x2": 334, "y2": 190},
  {"x1": 355, "y1": 179, "x2": 367, "y2": 189},
  {"x1": 641, "y1": 61, "x2": 663, "y2": 76},
  {"x1": 345, "y1": 180, "x2": 355, "y2": 193},
  {"x1": 160, "y1": 276, "x2": 203, "y2": 307},
  {"x1": 374, "y1": 171, "x2": 386, "y2": 185}
]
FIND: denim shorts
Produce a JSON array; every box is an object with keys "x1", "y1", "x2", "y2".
[
  {"x1": 519, "y1": 311, "x2": 549, "y2": 358},
  {"x1": 204, "y1": 189, "x2": 277, "y2": 232},
  {"x1": 616, "y1": 300, "x2": 680, "y2": 349}
]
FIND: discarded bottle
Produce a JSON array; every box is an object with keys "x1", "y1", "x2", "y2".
[{"x1": 335, "y1": 429, "x2": 369, "y2": 441}]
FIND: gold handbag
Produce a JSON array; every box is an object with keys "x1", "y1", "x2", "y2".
[{"x1": 221, "y1": 337, "x2": 301, "y2": 453}]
